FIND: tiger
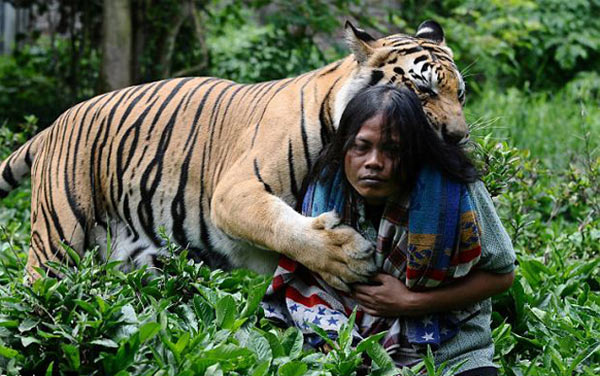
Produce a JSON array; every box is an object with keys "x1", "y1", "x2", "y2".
[{"x1": 0, "y1": 20, "x2": 468, "y2": 291}]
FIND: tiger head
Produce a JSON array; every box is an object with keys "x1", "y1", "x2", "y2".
[{"x1": 340, "y1": 20, "x2": 468, "y2": 145}]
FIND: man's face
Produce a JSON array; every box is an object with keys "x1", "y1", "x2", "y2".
[{"x1": 344, "y1": 114, "x2": 400, "y2": 205}]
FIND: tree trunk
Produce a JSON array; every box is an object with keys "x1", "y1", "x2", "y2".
[
  {"x1": 156, "y1": 0, "x2": 192, "y2": 79},
  {"x1": 100, "y1": 0, "x2": 132, "y2": 91}
]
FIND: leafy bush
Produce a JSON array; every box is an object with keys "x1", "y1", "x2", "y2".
[{"x1": 0, "y1": 39, "x2": 100, "y2": 129}]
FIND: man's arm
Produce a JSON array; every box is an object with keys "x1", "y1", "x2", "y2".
[{"x1": 352, "y1": 270, "x2": 514, "y2": 317}]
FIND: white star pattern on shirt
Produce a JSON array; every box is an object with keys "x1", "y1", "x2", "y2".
[
  {"x1": 422, "y1": 316, "x2": 433, "y2": 326},
  {"x1": 422, "y1": 332, "x2": 434, "y2": 341}
]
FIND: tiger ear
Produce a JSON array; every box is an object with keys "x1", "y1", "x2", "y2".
[
  {"x1": 415, "y1": 20, "x2": 445, "y2": 45},
  {"x1": 345, "y1": 21, "x2": 376, "y2": 64}
]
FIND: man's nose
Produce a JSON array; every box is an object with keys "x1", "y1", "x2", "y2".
[{"x1": 365, "y1": 150, "x2": 384, "y2": 169}]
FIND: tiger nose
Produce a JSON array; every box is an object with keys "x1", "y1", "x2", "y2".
[{"x1": 442, "y1": 125, "x2": 469, "y2": 145}]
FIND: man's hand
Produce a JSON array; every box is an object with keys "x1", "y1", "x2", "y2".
[{"x1": 352, "y1": 273, "x2": 416, "y2": 317}]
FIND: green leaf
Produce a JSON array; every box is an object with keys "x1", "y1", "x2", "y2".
[
  {"x1": 21, "y1": 336, "x2": 41, "y2": 347},
  {"x1": 278, "y1": 361, "x2": 308, "y2": 376},
  {"x1": 216, "y1": 295, "x2": 237, "y2": 329},
  {"x1": 567, "y1": 342, "x2": 600, "y2": 375},
  {"x1": 252, "y1": 361, "x2": 271, "y2": 376},
  {"x1": 241, "y1": 279, "x2": 269, "y2": 317},
  {"x1": 63, "y1": 244, "x2": 81, "y2": 267},
  {"x1": 0, "y1": 319, "x2": 19, "y2": 328},
  {"x1": 193, "y1": 295, "x2": 215, "y2": 325},
  {"x1": 174, "y1": 332, "x2": 190, "y2": 355},
  {"x1": 90, "y1": 338, "x2": 119, "y2": 348},
  {"x1": 338, "y1": 309, "x2": 357, "y2": 352},
  {"x1": 281, "y1": 327, "x2": 304, "y2": 359},
  {"x1": 423, "y1": 346, "x2": 435, "y2": 376},
  {"x1": 120, "y1": 304, "x2": 138, "y2": 324},
  {"x1": 261, "y1": 330, "x2": 285, "y2": 358},
  {"x1": 306, "y1": 323, "x2": 336, "y2": 349},
  {"x1": 366, "y1": 341, "x2": 394, "y2": 370},
  {"x1": 18, "y1": 318, "x2": 39, "y2": 332},
  {"x1": 139, "y1": 322, "x2": 161, "y2": 343},
  {"x1": 75, "y1": 299, "x2": 99, "y2": 316},
  {"x1": 356, "y1": 332, "x2": 387, "y2": 353},
  {"x1": 61, "y1": 343, "x2": 81, "y2": 371},
  {"x1": 0, "y1": 344, "x2": 19, "y2": 358},
  {"x1": 248, "y1": 330, "x2": 273, "y2": 363},
  {"x1": 45, "y1": 361, "x2": 54, "y2": 376}
]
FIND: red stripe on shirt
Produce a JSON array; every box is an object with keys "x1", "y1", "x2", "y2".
[{"x1": 285, "y1": 286, "x2": 333, "y2": 309}]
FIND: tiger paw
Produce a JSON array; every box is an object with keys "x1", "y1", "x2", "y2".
[{"x1": 300, "y1": 211, "x2": 377, "y2": 292}]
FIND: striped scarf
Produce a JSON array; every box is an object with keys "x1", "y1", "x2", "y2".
[{"x1": 262, "y1": 166, "x2": 482, "y2": 365}]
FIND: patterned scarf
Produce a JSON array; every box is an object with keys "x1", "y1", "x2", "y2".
[{"x1": 262, "y1": 166, "x2": 482, "y2": 366}]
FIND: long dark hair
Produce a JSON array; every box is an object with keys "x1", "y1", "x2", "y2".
[{"x1": 305, "y1": 85, "x2": 478, "y2": 198}]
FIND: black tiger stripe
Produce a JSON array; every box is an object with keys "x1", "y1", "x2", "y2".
[
  {"x1": 129, "y1": 246, "x2": 147, "y2": 264},
  {"x1": 216, "y1": 84, "x2": 247, "y2": 140},
  {"x1": 391, "y1": 40, "x2": 417, "y2": 47},
  {"x1": 369, "y1": 70, "x2": 384, "y2": 86},
  {"x1": 414, "y1": 55, "x2": 429, "y2": 65},
  {"x1": 122, "y1": 193, "x2": 139, "y2": 241},
  {"x1": 250, "y1": 77, "x2": 295, "y2": 147},
  {"x1": 205, "y1": 83, "x2": 237, "y2": 183},
  {"x1": 242, "y1": 80, "x2": 280, "y2": 127},
  {"x1": 63, "y1": 99, "x2": 102, "y2": 239},
  {"x1": 399, "y1": 46, "x2": 424, "y2": 55},
  {"x1": 40, "y1": 191, "x2": 68, "y2": 264},
  {"x1": 318, "y1": 76, "x2": 342, "y2": 147},
  {"x1": 394, "y1": 67, "x2": 405, "y2": 75},
  {"x1": 253, "y1": 158, "x2": 273, "y2": 193},
  {"x1": 90, "y1": 116, "x2": 109, "y2": 227},
  {"x1": 299, "y1": 73, "x2": 317, "y2": 172},
  {"x1": 183, "y1": 77, "x2": 219, "y2": 112},
  {"x1": 318, "y1": 60, "x2": 343, "y2": 77},
  {"x1": 109, "y1": 83, "x2": 171, "y2": 206},
  {"x1": 198, "y1": 143, "x2": 213, "y2": 253},
  {"x1": 115, "y1": 89, "x2": 162, "y2": 200},
  {"x1": 24, "y1": 143, "x2": 32, "y2": 167},
  {"x1": 144, "y1": 79, "x2": 173, "y2": 104},
  {"x1": 138, "y1": 82, "x2": 189, "y2": 246},
  {"x1": 85, "y1": 92, "x2": 115, "y2": 143},
  {"x1": 238, "y1": 81, "x2": 271, "y2": 123},
  {"x1": 146, "y1": 78, "x2": 195, "y2": 138},
  {"x1": 287, "y1": 140, "x2": 298, "y2": 199},
  {"x1": 97, "y1": 87, "x2": 137, "y2": 215},
  {"x1": 30, "y1": 231, "x2": 47, "y2": 270},
  {"x1": 172, "y1": 80, "x2": 225, "y2": 247},
  {"x1": 122, "y1": 96, "x2": 160, "y2": 177},
  {"x1": 1, "y1": 163, "x2": 18, "y2": 188}
]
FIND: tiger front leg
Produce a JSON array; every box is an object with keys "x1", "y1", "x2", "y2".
[{"x1": 211, "y1": 177, "x2": 377, "y2": 292}]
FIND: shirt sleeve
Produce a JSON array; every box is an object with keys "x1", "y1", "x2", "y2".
[{"x1": 467, "y1": 180, "x2": 517, "y2": 274}]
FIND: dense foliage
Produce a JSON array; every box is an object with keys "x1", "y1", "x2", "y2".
[
  {"x1": 1, "y1": 121, "x2": 598, "y2": 374},
  {"x1": 0, "y1": 0, "x2": 599, "y2": 374}
]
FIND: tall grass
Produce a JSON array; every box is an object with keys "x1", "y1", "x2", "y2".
[{"x1": 467, "y1": 72, "x2": 600, "y2": 169}]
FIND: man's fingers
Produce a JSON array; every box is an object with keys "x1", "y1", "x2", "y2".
[
  {"x1": 352, "y1": 291, "x2": 373, "y2": 305},
  {"x1": 359, "y1": 305, "x2": 379, "y2": 316},
  {"x1": 352, "y1": 283, "x2": 374, "y2": 294}
]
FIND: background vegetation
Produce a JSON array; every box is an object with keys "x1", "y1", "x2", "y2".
[{"x1": 0, "y1": 0, "x2": 598, "y2": 374}]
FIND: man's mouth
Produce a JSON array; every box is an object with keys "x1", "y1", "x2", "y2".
[{"x1": 360, "y1": 176, "x2": 385, "y2": 183}]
